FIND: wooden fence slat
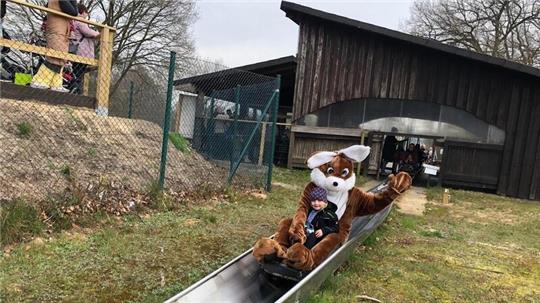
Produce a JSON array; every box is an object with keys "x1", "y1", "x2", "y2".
[
  {"x1": 7, "y1": 0, "x2": 116, "y2": 31},
  {"x1": 497, "y1": 81, "x2": 521, "y2": 195},
  {"x1": 0, "y1": 38, "x2": 98, "y2": 66},
  {"x1": 517, "y1": 84, "x2": 539, "y2": 198},
  {"x1": 293, "y1": 23, "x2": 308, "y2": 120},
  {"x1": 312, "y1": 24, "x2": 325, "y2": 110}
]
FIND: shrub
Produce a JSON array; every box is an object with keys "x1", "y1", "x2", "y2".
[
  {"x1": 0, "y1": 199, "x2": 44, "y2": 245},
  {"x1": 60, "y1": 164, "x2": 71, "y2": 178},
  {"x1": 88, "y1": 148, "x2": 97, "y2": 157},
  {"x1": 16, "y1": 122, "x2": 33, "y2": 139}
]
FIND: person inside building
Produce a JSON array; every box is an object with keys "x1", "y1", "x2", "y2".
[
  {"x1": 418, "y1": 144, "x2": 428, "y2": 164},
  {"x1": 404, "y1": 143, "x2": 418, "y2": 165},
  {"x1": 31, "y1": 0, "x2": 78, "y2": 92},
  {"x1": 380, "y1": 127, "x2": 399, "y2": 175}
]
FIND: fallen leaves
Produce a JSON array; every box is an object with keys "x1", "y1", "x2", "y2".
[{"x1": 249, "y1": 189, "x2": 267, "y2": 200}]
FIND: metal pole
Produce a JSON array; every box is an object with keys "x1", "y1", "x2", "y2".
[
  {"x1": 266, "y1": 75, "x2": 280, "y2": 191},
  {"x1": 128, "y1": 81, "x2": 134, "y2": 119},
  {"x1": 258, "y1": 123, "x2": 267, "y2": 166},
  {"x1": 207, "y1": 92, "x2": 216, "y2": 155},
  {"x1": 228, "y1": 85, "x2": 241, "y2": 184},
  {"x1": 158, "y1": 51, "x2": 177, "y2": 189}
]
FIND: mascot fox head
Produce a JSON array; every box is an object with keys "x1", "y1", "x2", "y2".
[{"x1": 307, "y1": 145, "x2": 370, "y2": 193}]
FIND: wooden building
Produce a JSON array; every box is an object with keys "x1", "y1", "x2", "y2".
[{"x1": 281, "y1": 1, "x2": 540, "y2": 200}]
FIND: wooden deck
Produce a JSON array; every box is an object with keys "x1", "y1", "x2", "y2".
[{"x1": 0, "y1": 82, "x2": 96, "y2": 109}]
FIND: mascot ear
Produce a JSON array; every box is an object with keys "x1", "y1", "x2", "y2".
[
  {"x1": 307, "y1": 151, "x2": 337, "y2": 169},
  {"x1": 338, "y1": 145, "x2": 371, "y2": 163}
]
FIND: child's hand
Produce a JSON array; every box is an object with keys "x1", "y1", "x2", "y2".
[{"x1": 315, "y1": 229, "x2": 323, "y2": 238}]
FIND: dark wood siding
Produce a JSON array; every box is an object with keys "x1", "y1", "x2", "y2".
[
  {"x1": 292, "y1": 17, "x2": 540, "y2": 200},
  {"x1": 441, "y1": 141, "x2": 503, "y2": 190}
]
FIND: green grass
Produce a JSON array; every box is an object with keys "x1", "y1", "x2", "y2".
[
  {"x1": 88, "y1": 148, "x2": 97, "y2": 157},
  {"x1": 168, "y1": 132, "x2": 189, "y2": 153},
  {"x1": 1, "y1": 171, "x2": 538, "y2": 303},
  {"x1": 0, "y1": 167, "x2": 308, "y2": 302},
  {"x1": 16, "y1": 122, "x2": 33, "y2": 139},
  {"x1": 308, "y1": 187, "x2": 540, "y2": 303}
]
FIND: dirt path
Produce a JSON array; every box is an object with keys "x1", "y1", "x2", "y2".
[
  {"x1": 359, "y1": 179, "x2": 428, "y2": 216},
  {"x1": 394, "y1": 186, "x2": 427, "y2": 216}
]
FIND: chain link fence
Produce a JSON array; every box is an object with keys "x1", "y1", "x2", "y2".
[
  {"x1": 0, "y1": 1, "x2": 279, "y2": 223},
  {"x1": 173, "y1": 61, "x2": 279, "y2": 189}
]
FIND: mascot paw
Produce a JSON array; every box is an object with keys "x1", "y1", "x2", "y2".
[
  {"x1": 288, "y1": 226, "x2": 306, "y2": 245},
  {"x1": 253, "y1": 238, "x2": 286, "y2": 263},
  {"x1": 388, "y1": 172, "x2": 412, "y2": 193},
  {"x1": 285, "y1": 243, "x2": 315, "y2": 271}
]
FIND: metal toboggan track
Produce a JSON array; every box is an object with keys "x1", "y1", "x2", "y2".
[{"x1": 164, "y1": 182, "x2": 392, "y2": 303}]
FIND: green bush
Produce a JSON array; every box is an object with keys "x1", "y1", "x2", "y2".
[
  {"x1": 60, "y1": 164, "x2": 71, "y2": 178},
  {"x1": 168, "y1": 132, "x2": 190, "y2": 153},
  {"x1": 0, "y1": 199, "x2": 44, "y2": 245},
  {"x1": 88, "y1": 148, "x2": 97, "y2": 157},
  {"x1": 16, "y1": 122, "x2": 33, "y2": 139}
]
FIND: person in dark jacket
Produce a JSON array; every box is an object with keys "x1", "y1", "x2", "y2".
[
  {"x1": 304, "y1": 187, "x2": 339, "y2": 249},
  {"x1": 1, "y1": 0, "x2": 10, "y2": 55},
  {"x1": 1, "y1": 0, "x2": 6, "y2": 19},
  {"x1": 381, "y1": 127, "x2": 401, "y2": 174}
]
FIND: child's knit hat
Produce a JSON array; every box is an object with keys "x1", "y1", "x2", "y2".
[{"x1": 310, "y1": 186, "x2": 327, "y2": 202}]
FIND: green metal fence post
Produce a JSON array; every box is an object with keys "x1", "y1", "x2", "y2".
[
  {"x1": 128, "y1": 81, "x2": 134, "y2": 119},
  {"x1": 158, "y1": 51, "x2": 177, "y2": 189},
  {"x1": 266, "y1": 75, "x2": 280, "y2": 191},
  {"x1": 228, "y1": 85, "x2": 241, "y2": 184},
  {"x1": 207, "y1": 92, "x2": 216, "y2": 155}
]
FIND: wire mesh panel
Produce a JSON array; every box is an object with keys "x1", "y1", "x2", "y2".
[{"x1": 173, "y1": 58, "x2": 279, "y2": 189}]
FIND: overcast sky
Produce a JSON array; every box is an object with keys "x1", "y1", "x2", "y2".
[{"x1": 192, "y1": 0, "x2": 415, "y2": 67}]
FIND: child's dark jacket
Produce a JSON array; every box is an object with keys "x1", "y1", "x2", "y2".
[{"x1": 308, "y1": 202, "x2": 339, "y2": 235}]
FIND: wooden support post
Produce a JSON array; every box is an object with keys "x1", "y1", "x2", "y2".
[
  {"x1": 96, "y1": 27, "x2": 113, "y2": 116},
  {"x1": 363, "y1": 132, "x2": 371, "y2": 178},
  {"x1": 83, "y1": 73, "x2": 90, "y2": 96},
  {"x1": 258, "y1": 122, "x2": 267, "y2": 166},
  {"x1": 287, "y1": 129, "x2": 295, "y2": 169},
  {"x1": 357, "y1": 129, "x2": 366, "y2": 176},
  {"x1": 173, "y1": 93, "x2": 184, "y2": 132},
  {"x1": 442, "y1": 188, "x2": 450, "y2": 203}
]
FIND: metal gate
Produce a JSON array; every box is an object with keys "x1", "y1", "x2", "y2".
[{"x1": 190, "y1": 76, "x2": 281, "y2": 191}]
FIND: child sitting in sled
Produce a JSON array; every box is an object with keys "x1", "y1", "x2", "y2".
[{"x1": 304, "y1": 187, "x2": 339, "y2": 249}]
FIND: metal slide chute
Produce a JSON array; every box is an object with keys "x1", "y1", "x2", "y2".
[{"x1": 165, "y1": 182, "x2": 391, "y2": 303}]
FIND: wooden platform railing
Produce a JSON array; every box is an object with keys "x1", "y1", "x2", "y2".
[{"x1": 0, "y1": 0, "x2": 116, "y2": 115}]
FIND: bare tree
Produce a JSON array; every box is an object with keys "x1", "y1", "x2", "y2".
[
  {"x1": 406, "y1": 0, "x2": 540, "y2": 67},
  {"x1": 84, "y1": 0, "x2": 197, "y2": 95}
]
